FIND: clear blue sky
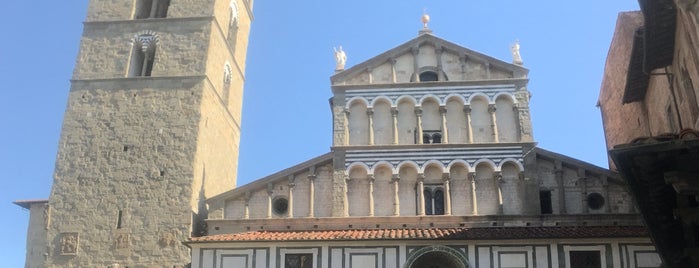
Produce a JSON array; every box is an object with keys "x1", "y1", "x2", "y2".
[{"x1": 1, "y1": 1, "x2": 639, "y2": 265}]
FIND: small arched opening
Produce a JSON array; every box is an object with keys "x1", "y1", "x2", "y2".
[
  {"x1": 404, "y1": 246, "x2": 470, "y2": 268},
  {"x1": 419, "y1": 71, "x2": 439, "y2": 82}
]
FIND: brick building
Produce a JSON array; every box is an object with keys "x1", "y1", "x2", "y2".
[{"x1": 598, "y1": 1, "x2": 699, "y2": 267}]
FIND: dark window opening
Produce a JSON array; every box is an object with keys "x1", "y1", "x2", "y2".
[
  {"x1": 129, "y1": 44, "x2": 156, "y2": 77},
  {"x1": 424, "y1": 190, "x2": 433, "y2": 215},
  {"x1": 434, "y1": 189, "x2": 444, "y2": 215},
  {"x1": 422, "y1": 131, "x2": 442, "y2": 144},
  {"x1": 285, "y1": 253, "x2": 313, "y2": 268},
  {"x1": 420, "y1": 71, "x2": 439, "y2": 82},
  {"x1": 116, "y1": 210, "x2": 123, "y2": 229},
  {"x1": 423, "y1": 134, "x2": 431, "y2": 144},
  {"x1": 569, "y1": 251, "x2": 601, "y2": 268},
  {"x1": 135, "y1": 0, "x2": 170, "y2": 19},
  {"x1": 432, "y1": 133, "x2": 442, "y2": 144},
  {"x1": 422, "y1": 186, "x2": 445, "y2": 215},
  {"x1": 586, "y1": 192, "x2": 605, "y2": 210},
  {"x1": 272, "y1": 197, "x2": 289, "y2": 216},
  {"x1": 540, "y1": 190, "x2": 552, "y2": 214}
]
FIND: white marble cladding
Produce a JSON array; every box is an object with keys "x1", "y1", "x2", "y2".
[
  {"x1": 344, "y1": 145, "x2": 524, "y2": 170},
  {"x1": 343, "y1": 84, "x2": 517, "y2": 106}
]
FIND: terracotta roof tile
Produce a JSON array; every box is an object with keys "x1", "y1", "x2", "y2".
[{"x1": 188, "y1": 226, "x2": 648, "y2": 243}]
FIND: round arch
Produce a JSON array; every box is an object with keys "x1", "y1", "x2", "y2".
[
  {"x1": 473, "y1": 158, "x2": 498, "y2": 171},
  {"x1": 498, "y1": 158, "x2": 524, "y2": 172},
  {"x1": 346, "y1": 162, "x2": 370, "y2": 175},
  {"x1": 371, "y1": 161, "x2": 395, "y2": 175},
  {"x1": 419, "y1": 94, "x2": 442, "y2": 106},
  {"x1": 346, "y1": 97, "x2": 370, "y2": 109},
  {"x1": 493, "y1": 92, "x2": 517, "y2": 104},
  {"x1": 421, "y1": 160, "x2": 446, "y2": 173},
  {"x1": 371, "y1": 96, "x2": 393, "y2": 108},
  {"x1": 447, "y1": 160, "x2": 471, "y2": 172},
  {"x1": 444, "y1": 94, "x2": 467, "y2": 106},
  {"x1": 396, "y1": 95, "x2": 418, "y2": 106},
  {"x1": 467, "y1": 93, "x2": 491, "y2": 104},
  {"x1": 403, "y1": 245, "x2": 471, "y2": 268}
]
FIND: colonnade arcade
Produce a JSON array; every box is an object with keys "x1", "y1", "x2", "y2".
[
  {"x1": 342, "y1": 159, "x2": 525, "y2": 217},
  {"x1": 344, "y1": 93, "x2": 521, "y2": 146}
]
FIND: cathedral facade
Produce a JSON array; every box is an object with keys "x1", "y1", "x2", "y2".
[{"x1": 187, "y1": 22, "x2": 661, "y2": 268}]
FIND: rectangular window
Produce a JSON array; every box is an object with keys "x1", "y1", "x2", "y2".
[
  {"x1": 285, "y1": 254, "x2": 313, "y2": 268},
  {"x1": 540, "y1": 190, "x2": 552, "y2": 214},
  {"x1": 569, "y1": 250, "x2": 601, "y2": 268},
  {"x1": 128, "y1": 45, "x2": 156, "y2": 77},
  {"x1": 135, "y1": 0, "x2": 170, "y2": 19}
]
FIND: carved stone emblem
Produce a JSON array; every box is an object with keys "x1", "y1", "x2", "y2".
[
  {"x1": 60, "y1": 232, "x2": 79, "y2": 255},
  {"x1": 159, "y1": 231, "x2": 177, "y2": 247},
  {"x1": 114, "y1": 233, "x2": 130, "y2": 249}
]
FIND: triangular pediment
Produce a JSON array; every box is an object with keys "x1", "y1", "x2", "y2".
[{"x1": 331, "y1": 33, "x2": 528, "y2": 86}]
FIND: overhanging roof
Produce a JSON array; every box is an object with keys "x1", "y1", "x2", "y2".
[
  {"x1": 187, "y1": 226, "x2": 648, "y2": 244},
  {"x1": 13, "y1": 199, "x2": 48, "y2": 210}
]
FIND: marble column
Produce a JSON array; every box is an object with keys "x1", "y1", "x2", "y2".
[
  {"x1": 368, "y1": 175, "x2": 375, "y2": 216},
  {"x1": 149, "y1": 0, "x2": 159, "y2": 18},
  {"x1": 417, "y1": 175, "x2": 426, "y2": 216},
  {"x1": 391, "y1": 108, "x2": 399, "y2": 144},
  {"x1": 464, "y1": 107, "x2": 474, "y2": 144},
  {"x1": 470, "y1": 173, "x2": 478, "y2": 215},
  {"x1": 367, "y1": 108, "x2": 375, "y2": 145},
  {"x1": 390, "y1": 58, "x2": 397, "y2": 83},
  {"x1": 287, "y1": 175, "x2": 295, "y2": 218},
  {"x1": 443, "y1": 174, "x2": 452, "y2": 216},
  {"x1": 266, "y1": 183, "x2": 273, "y2": 219},
  {"x1": 489, "y1": 104, "x2": 499, "y2": 143},
  {"x1": 244, "y1": 192, "x2": 251, "y2": 219},
  {"x1": 392, "y1": 174, "x2": 400, "y2": 216},
  {"x1": 440, "y1": 106, "x2": 449, "y2": 143},
  {"x1": 308, "y1": 172, "x2": 316, "y2": 218},
  {"x1": 416, "y1": 108, "x2": 424, "y2": 144},
  {"x1": 495, "y1": 172, "x2": 504, "y2": 214},
  {"x1": 343, "y1": 175, "x2": 350, "y2": 217}
]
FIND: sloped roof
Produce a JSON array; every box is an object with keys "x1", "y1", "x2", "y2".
[
  {"x1": 13, "y1": 199, "x2": 48, "y2": 210},
  {"x1": 207, "y1": 153, "x2": 333, "y2": 203},
  {"x1": 188, "y1": 226, "x2": 648, "y2": 243},
  {"x1": 330, "y1": 33, "x2": 528, "y2": 84}
]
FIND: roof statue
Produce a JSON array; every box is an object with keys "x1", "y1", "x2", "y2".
[
  {"x1": 511, "y1": 39, "x2": 524, "y2": 65},
  {"x1": 419, "y1": 10, "x2": 432, "y2": 34},
  {"x1": 333, "y1": 46, "x2": 347, "y2": 71}
]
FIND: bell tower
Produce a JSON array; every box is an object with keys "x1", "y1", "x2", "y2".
[{"x1": 36, "y1": 0, "x2": 254, "y2": 266}]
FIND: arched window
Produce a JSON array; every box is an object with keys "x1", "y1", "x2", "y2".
[
  {"x1": 422, "y1": 133, "x2": 431, "y2": 144},
  {"x1": 419, "y1": 71, "x2": 439, "y2": 82},
  {"x1": 434, "y1": 189, "x2": 445, "y2": 215},
  {"x1": 135, "y1": 0, "x2": 170, "y2": 19},
  {"x1": 129, "y1": 32, "x2": 159, "y2": 77},
  {"x1": 222, "y1": 63, "x2": 232, "y2": 105},
  {"x1": 423, "y1": 190, "x2": 433, "y2": 215},
  {"x1": 422, "y1": 185, "x2": 445, "y2": 215},
  {"x1": 228, "y1": 1, "x2": 240, "y2": 52},
  {"x1": 432, "y1": 133, "x2": 442, "y2": 144}
]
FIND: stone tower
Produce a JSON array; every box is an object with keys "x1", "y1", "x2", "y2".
[{"x1": 36, "y1": 0, "x2": 253, "y2": 266}]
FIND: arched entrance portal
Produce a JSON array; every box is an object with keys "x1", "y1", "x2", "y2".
[{"x1": 403, "y1": 245, "x2": 471, "y2": 268}]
